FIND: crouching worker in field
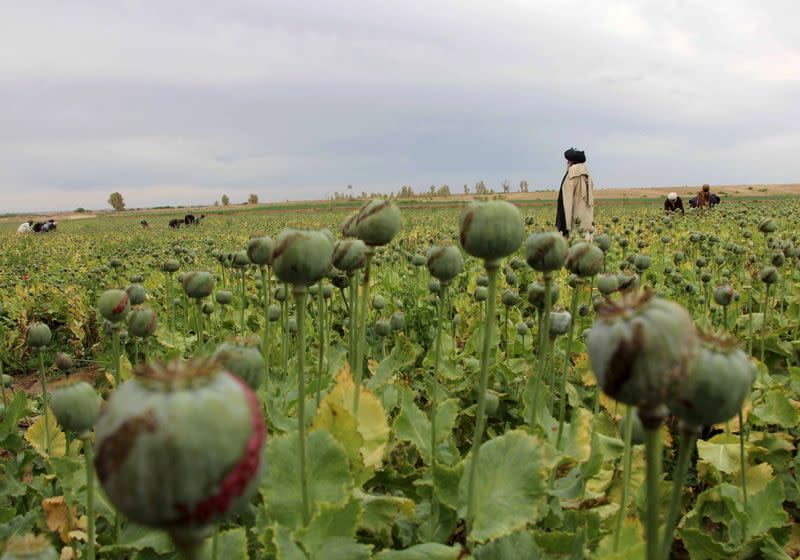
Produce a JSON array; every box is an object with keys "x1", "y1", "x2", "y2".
[
  {"x1": 17, "y1": 220, "x2": 33, "y2": 235},
  {"x1": 664, "y1": 192, "x2": 684, "y2": 215},
  {"x1": 556, "y1": 147, "x2": 594, "y2": 239}
]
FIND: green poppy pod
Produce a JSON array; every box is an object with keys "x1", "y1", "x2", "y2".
[
  {"x1": 634, "y1": 254, "x2": 651, "y2": 271},
  {"x1": 474, "y1": 286, "x2": 488, "y2": 302},
  {"x1": 673, "y1": 252, "x2": 685, "y2": 264},
  {"x1": 587, "y1": 290, "x2": 696, "y2": 409},
  {"x1": 527, "y1": 281, "x2": 560, "y2": 309},
  {"x1": 50, "y1": 381, "x2": 100, "y2": 434},
  {"x1": 428, "y1": 278, "x2": 441, "y2": 294},
  {"x1": 426, "y1": 244, "x2": 464, "y2": 285},
  {"x1": 501, "y1": 289, "x2": 520, "y2": 307},
  {"x1": 390, "y1": 312, "x2": 406, "y2": 331},
  {"x1": 597, "y1": 273, "x2": 619, "y2": 296},
  {"x1": 0, "y1": 534, "x2": 58, "y2": 560},
  {"x1": 274, "y1": 286, "x2": 286, "y2": 302},
  {"x1": 476, "y1": 275, "x2": 488, "y2": 287},
  {"x1": 215, "y1": 291, "x2": 234, "y2": 305},
  {"x1": 93, "y1": 358, "x2": 266, "y2": 534},
  {"x1": 98, "y1": 289, "x2": 131, "y2": 323},
  {"x1": 322, "y1": 284, "x2": 333, "y2": 299},
  {"x1": 202, "y1": 302, "x2": 214, "y2": 315},
  {"x1": 182, "y1": 271, "x2": 214, "y2": 300},
  {"x1": 374, "y1": 320, "x2": 392, "y2": 337},
  {"x1": 128, "y1": 306, "x2": 158, "y2": 338},
  {"x1": 110, "y1": 258, "x2": 122, "y2": 269},
  {"x1": 695, "y1": 257, "x2": 707, "y2": 268},
  {"x1": 712, "y1": 284, "x2": 733, "y2": 306},
  {"x1": 25, "y1": 322, "x2": 52, "y2": 349},
  {"x1": 162, "y1": 259, "x2": 180, "y2": 273},
  {"x1": 771, "y1": 252, "x2": 786, "y2": 267},
  {"x1": 549, "y1": 311, "x2": 572, "y2": 336},
  {"x1": 268, "y1": 304, "x2": 281, "y2": 322},
  {"x1": 232, "y1": 251, "x2": 250, "y2": 269},
  {"x1": 758, "y1": 218, "x2": 777, "y2": 233},
  {"x1": 355, "y1": 199, "x2": 402, "y2": 246},
  {"x1": 54, "y1": 352, "x2": 73, "y2": 373},
  {"x1": 308, "y1": 285, "x2": 319, "y2": 297},
  {"x1": 566, "y1": 242, "x2": 604, "y2": 278},
  {"x1": 372, "y1": 295, "x2": 386, "y2": 310},
  {"x1": 125, "y1": 283, "x2": 147, "y2": 305},
  {"x1": 246, "y1": 236, "x2": 274, "y2": 266},
  {"x1": 459, "y1": 200, "x2": 524, "y2": 262},
  {"x1": 214, "y1": 339, "x2": 265, "y2": 391},
  {"x1": 129, "y1": 274, "x2": 144, "y2": 284},
  {"x1": 525, "y1": 231, "x2": 567, "y2": 272},
  {"x1": 505, "y1": 272, "x2": 517, "y2": 286},
  {"x1": 412, "y1": 254, "x2": 427, "y2": 267},
  {"x1": 332, "y1": 239, "x2": 367, "y2": 272},
  {"x1": 516, "y1": 322, "x2": 529, "y2": 336},
  {"x1": 272, "y1": 229, "x2": 334, "y2": 287},
  {"x1": 288, "y1": 317, "x2": 297, "y2": 333},
  {"x1": 667, "y1": 331, "x2": 755, "y2": 429},
  {"x1": 594, "y1": 233, "x2": 612, "y2": 253},
  {"x1": 759, "y1": 266, "x2": 779, "y2": 284}
]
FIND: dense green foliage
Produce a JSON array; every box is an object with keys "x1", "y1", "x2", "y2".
[{"x1": 1, "y1": 199, "x2": 799, "y2": 559}]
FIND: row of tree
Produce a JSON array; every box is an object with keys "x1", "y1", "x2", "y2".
[
  {"x1": 106, "y1": 193, "x2": 261, "y2": 211},
  {"x1": 331, "y1": 179, "x2": 531, "y2": 201}
]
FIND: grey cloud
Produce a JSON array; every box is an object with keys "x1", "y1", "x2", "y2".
[{"x1": 1, "y1": 0, "x2": 799, "y2": 211}]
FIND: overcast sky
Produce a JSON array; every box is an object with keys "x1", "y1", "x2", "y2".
[{"x1": 1, "y1": 1, "x2": 798, "y2": 212}]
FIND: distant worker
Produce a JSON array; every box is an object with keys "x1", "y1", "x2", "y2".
[
  {"x1": 696, "y1": 184, "x2": 712, "y2": 208},
  {"x1": 16, "y1": 220, "x2": 33, "y2": 235},
  {"x1": 664, "y1": 192, "x2": 684, "y2": 215},
  {"x1": 41, "y1": 219, "x2": 57, "y2": 232},
  {"x1": 140, "y1": 219, "x2": 149, "y2": 228},
  {"x1": 556, "y1": 147, "x2": 594, "y2": 238}
]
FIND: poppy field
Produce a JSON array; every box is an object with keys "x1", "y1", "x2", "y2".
[{"x1": 0, "y1": 197, "x2": 799, "y2": 560}]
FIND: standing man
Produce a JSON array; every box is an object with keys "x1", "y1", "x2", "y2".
[
  {"x1": 556, "y1": 147, "x2": 594, "y2": 238},
  {"x1": 664, "y1": 192, "x2": 685, "y2": 214}
]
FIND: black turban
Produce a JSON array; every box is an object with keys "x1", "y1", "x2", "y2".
[{"x1": 564, "y1": 148, "x2": 586, "y2": 163}]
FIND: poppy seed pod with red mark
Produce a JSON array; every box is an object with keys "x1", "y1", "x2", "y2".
[
  {"x1": 356, "y1": 198, "x2": 402, "y2": 247},
  {"x1": 93, "y1": 358, "x2": 266, "y2": 535},
  {"x1": 99, "y1": 289, "x2": 130, "y2": 323},
  {"x1": 426, "y1": 244, "x2": 464, "y2": 286},
  {"x1": 667, "y1": 330, "x2": 755, "y2": 429},
  {"x1": 271, "y1": 229, "x2": 334, "y2": 287},
  {"x1": 525, "y1": 231, "x2": 567, "y2": 272},
  {"x1": 587, "y1": 290, "x2": 697, "y2": 410},
  {"x1": 459, "y1": 200, "x2": 524, "y2": 263},
  {"x1": 128, "y1": 306, "x2": 158, "y2": 338}
]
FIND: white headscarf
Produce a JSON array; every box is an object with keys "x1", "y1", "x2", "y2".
[{"x1": 668, "y1": 192, "x2": 677, "y2": 201}]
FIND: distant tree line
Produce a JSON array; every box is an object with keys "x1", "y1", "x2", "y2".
[{"x1": 331, "y1": 179, "x2": 533, "y2": 200}]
